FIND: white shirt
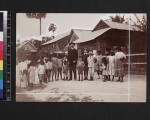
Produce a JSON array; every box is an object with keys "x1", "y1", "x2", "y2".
[
  {"x1": 57, "y1": 58, "x2": 63, "y2": 68},
  {"x1": 18, "y1": 61, "x2": 27, "y2": 72},
  {"x1": 115, "y1": 52, "x2": 126, "y2": 59},
  {"x1": 87, "y1": 55, "x2": 95, "y2": 68},
  {"x1": 45, "y1": 61, "x2": 52, "y2": 70},
  {"x1": 37, "y1": 64, "x2": 45, "y2": 74}
]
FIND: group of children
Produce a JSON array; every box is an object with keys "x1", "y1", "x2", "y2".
[
  {"x1": 16, "y1": 47, "x2": 126, "y2": 89},
  {"x1": 16, "y1": 54, "x2": 69, "y2": 88},
  {"x1": 76, "y1": 47, "x2": 126, "y2": 82},
  {"x1": 76, "y1": 50, "x2": 114, "y2": 82}
]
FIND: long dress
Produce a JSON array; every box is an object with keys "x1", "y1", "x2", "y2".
[
  {"x1": 107, "y1": 55, "x2": 115, "y2": 76},
  {"x1": 34, "y1": 67, "x2": 40, "y2": 84},
  {"x1": 94, "y1": 55, "x2": 103, "y2": 71},
  {"x1": 18, "y1": 61, "x2": 28, "y2": 88},
  {"x1": 52, "y1": 57, "x2": 58, "y2": 74},
  {"x1": 16, "y1": 65, "x2": 21, "y2": 87},
  {"x1": 102, "y1": 57, "x2": 108, "y2": 76},
  {"x1": 115, "y1": 52, "x2": 126, "y2": 77},
  {"x1": 20, "y1": 74, "x2": 28, "y2": 88},
  {"x1": 28, "y1": 66, "x2": 36, "y2": 84}
]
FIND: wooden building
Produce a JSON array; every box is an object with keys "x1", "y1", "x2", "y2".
[
  {"x1": 74, "y1": 20, "x2": 146, "y2": 54},
  {"x1": 16, "y1": 41, "x2": 37, "y2": 61},
  {"x1": 41, "y1": 32, "x2": 70, "y2": 54},
  {"x1": 41, "y1": 20, "x2": 146, "y2": 74},
  {"x1": 73, "y1": 20, "x2": 146, "y2": 74}
]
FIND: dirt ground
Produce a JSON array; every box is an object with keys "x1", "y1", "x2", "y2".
[{"x1": 16, "y1": 74, "x2": 146, "y2": 102}]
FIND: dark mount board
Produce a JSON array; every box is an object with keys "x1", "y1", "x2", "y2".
[{"x1": 0, "y1": 0, "x2": 150, "y2": 120}]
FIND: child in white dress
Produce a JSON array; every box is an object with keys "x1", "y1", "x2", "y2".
[
  {"x1": 34, "y1": 65, "x2": 40, "y2": 85},
  {"x1": 87, "y1": 51, "x2": 95, "y2": 81},
  {"x1": 107, "y1": 51, "x2": 115, "y2": 81},
  {"x1": 62, "y1": 55, "x2": 68, "y2": 80},
  {"x1": 20, "y1": 70, "x2": 28, "y2": 88},
  {"x1": 28, "y1": 62, "x2": 36, "y2": 87}
]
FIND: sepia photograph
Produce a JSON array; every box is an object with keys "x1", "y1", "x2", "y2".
[{"x1": 16, "y1": 13, "x2": 147, "y2": 102}]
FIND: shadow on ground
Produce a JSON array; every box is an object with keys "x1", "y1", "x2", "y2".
[
  {"x1": 16, "y1": 94, "x2": 43, "y2": 102},
  {"x1": 16, "y1": 84, "x2": 47, "y2": 93},
  {"x1": 46, "y1": 94, "x2": 98, "y2": 102}
]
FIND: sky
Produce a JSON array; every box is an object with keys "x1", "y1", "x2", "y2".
[{"x1": 16, "y1": 13, "x2": 146, "y2": 41}]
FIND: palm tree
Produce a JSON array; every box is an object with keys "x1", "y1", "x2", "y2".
[
  {"x1": 133, "y1": 14, "x2": 147, "y2": 32},
  {"x1": 26, "y1": 13, "x2": 47, "y2": 35},
  {"x1": 48, "y1": 23, "x2": 57, "y2": 36},
  {"x1": 109, "y1": 14, "x2": 125, "y2": 23}
]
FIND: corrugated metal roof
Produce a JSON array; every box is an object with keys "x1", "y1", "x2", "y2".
[
  {"x1": 73, "y1": 20, "x2": 141, "y2": 43},
  {"x1": 103, "y1": 20, "x2": 140, "y2": 31},
  {"x1": 74, "y1": 28, "x2": 111, "y2": 43},
  {"x1": 73, "y1": 29, "x2": 91, "y2": 38},
  {"x1": 16, "y1": 41, "x2": 37, "y2": 50},
  {"x1": 41, "y1": 32, "x2": 70, "y2": 45}
]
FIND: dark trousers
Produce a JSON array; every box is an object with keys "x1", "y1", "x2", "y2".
[
  {"x1": 69, "y1": 66, "x2": 76, "y2": 80},
  {"x1": 84, "y1": 66, "x2": 88, "y2": 79}
]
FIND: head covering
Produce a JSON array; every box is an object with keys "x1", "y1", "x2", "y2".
[
  {"x1": 114, "y1": 46, "x2": 118, "y2": 50},
  {"x1": 69, "y1": 42, "x2": 75, "y2": 45},
  {"x1": 89, "y1": 51, "x2": 93, "y2": 55}
]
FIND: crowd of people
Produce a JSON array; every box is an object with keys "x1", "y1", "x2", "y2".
[{"x1": 16, "y1": 42, "x2": 126, "y2": 89}]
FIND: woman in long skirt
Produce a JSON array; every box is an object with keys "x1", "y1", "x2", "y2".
[
  {"x1": 114, "y1": 47, "x2": 126, "y2": 82},
  {"x1": 34, "y1": 64, "x2": 40, "y2": 85}
]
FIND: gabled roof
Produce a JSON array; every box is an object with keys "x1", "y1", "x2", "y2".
[
  {"x1": 74, "y1": 28, "x2": 111, "y2": 43},
  {"x1": 102, "y1": 20, "x2": 140, "y2": 31},
  {"x1": 72, "y1": 29, "x2": 91, "y2": 38},
  {"x1": 74, "y1": 20, "x2": 142, "y2": 43},
  {"x1": 16, "y1": 41, "x2": 37, "y2": 50},
  {"x1": 42, "y1": 31, "x2": 70, "y2": 45},
  {"x1": 63, "y1": 29, "x2": 91, "y2": 49}
]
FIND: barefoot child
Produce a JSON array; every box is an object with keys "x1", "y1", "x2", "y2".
[
  {"x1": 101, "y1": 57, "x2": 108, "y2": 82},
  {"x1": 57, "y1": 55, "x2": 63, "y2": 80},
  {"x1": 45, "y1": 58, "x2": 52, "y2": 82},
  {"x1": 28, "y1": 62, "x2": 36, "y2": 87},
  {"x1": 37, "y1": 61, "x2": 45, "y2": 85},
  {"x1": 20, "y1": 69, "x2": 28, "y2": 88},
  {"x1": 62, "y1": 55, "x2": 68, "y2": 80},
  {"x1": 95, "y1": 51, "x2": 103, "y2": 79},
  {"x1": 52, "y1": 54, "x2": 58, "y2": 81},
  {"x1": 87, "y1": 51, "x2": 95, "y2": 81},
  {"x1": 107, "y1": 51, "x2": 115, "y2": 81},
  {"x1": 76, "y1": 56, "x2": 85, "y2": 81}
]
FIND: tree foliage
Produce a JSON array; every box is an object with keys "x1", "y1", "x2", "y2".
[
  {"x1": 26, "y1": 13, "x2": 47, "y2": 19},
  {"x1": 109, "y1": 14, "x2": 125, "y2": 23},
  {"x1": 109, "y1": 14, "x2": 147, "y2": 32},
  {"x1": 133, "y1": 14, "x2": 147, "y2": 32},
  {"x1": 25, "y1": 13, "x2": 47, "y2": 35},
  {"x1": 48, "y1": 23, "x2": 57, "y2": 36}
]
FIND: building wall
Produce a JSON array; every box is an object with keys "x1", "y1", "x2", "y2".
[
  {"x1": 42, "y1": 36, "x2": 69, "y2": 54},
  {"x1": 76, "y1": 29, "x2": 147, "y2": 74},
  {"x1": 22, "y1": 42, "x2": 37, "y2": 52},
  {"x1": 56, "y1": 36, "x2": 69, "y2": 52}
]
